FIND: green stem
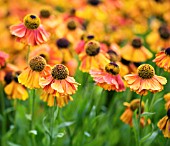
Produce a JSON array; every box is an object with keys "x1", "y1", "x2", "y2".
[
  {"x1": 0, "y1": 83, "x2": 6, "y2": 146},
  {"x1": 49, "y1": 100, "x2": 58, "y2": 146},
  {"x1": 149, "y1": 93, "x2": 156, "y2": 112},
  {"x1": 30, "y1": 89, "x2": 36, "y2": 146},
  {"x1": 138, "y1": 95, "x2": 143, "y2": 146},
  {"x1": 30, "y1": 89, "x2": 35, "y2": 130}
]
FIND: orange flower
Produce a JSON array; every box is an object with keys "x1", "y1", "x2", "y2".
[
  {"x1": 10, "y1": 14, "x2": 50, "y2": 46},
  {"x1": 120, "y1": 99, "x2": 148, "y2": 127},
  {"x1": 4, "y1": 72, "x2": 28, "y2": 100},
  {"x1": 121, "y1": 38, "x2": 153, "y2": 62},
  {"x1": 146, "y1": 25, "x2": 170, "y2": 52},
  {"x1": 79, "y1": 40, "x2": 110, "y2": 72},
  {"x1": 18, "y1": 56, "x2": 50, "y2": 89},
  {"x1": 124, "y1": 64, "x2": 167, "y2": 95},
  {"x1": 39, "y1": 64, "x2": 80, "y2": 107},
  {"x1": 90, "y1": 62, "x2": 125, "y2": 91},
  {"x1": 164, "y1": 93, "x2": 170, "y2": 110},
  {"x1": 153, "y1": 47, "x2": 170, "y2": 72},
  {"x1": 157, "y1": 109, "x2": 170, "y2": 138}
]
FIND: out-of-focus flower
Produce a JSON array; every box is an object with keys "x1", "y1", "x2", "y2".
[
  {"x1": 121, "y1": 38, "x2": 153, "y2": 62},
  {"x1": 124, "y1": 64, "x2": 167, "y2": 95},
  {"x1": 120, "y1": 99, "x2": 150, "y2": 127},
  {"x1": 0, "y1": 51, "x2": 9, "y2": 69},
  {"x1": 4, "y1": 72, "x2": 28, "y2": 100},
  {"x1": 39, "y1": 64, "x2": 80, "y2": 107},
  {"x1": 18, "y1": 56, "x2": 50, "y2": 89},
  {"x1": 79, "y1": 40, "x2": 110, "y2": 72},
  {"x1": 157, "y1": 109, "x2": 170, "y2": 138},
  {"x1": 10, "y1": 14, "x2": 50, "y2": 46},
  {"x1": 153, "y1": 47, "x2": 170, "y2": 72},
  {"x1": 146, "y1": 25, "x2": 170, "y2": 52},
  {"x1": 164, "y1": 93, "x2": 170, "y2": 110},
  {"x1": 90, "y1": 62, "x2": 125, "y2": 91}
]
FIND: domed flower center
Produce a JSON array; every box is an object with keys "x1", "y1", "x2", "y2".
[
  {"x1": 51, "y1": 64, "x2": 69, "y2": 80},
  {"x1": 29, "y1": 56, "x2": 46, "y2": 72},
  {"x1": 137, "y1": 64, "x2": 155, "y2": 79},
  {"x1": 67, "y1": 20, "x2": 77, "y2": 30},
  {"x1": 85, "y1": 40, "x2": 100, "y2": 56},
  {"x1": 165, "y1": 47, "x2": 170, "y2": 56},
  {"x1": 40, "y1": 9, "x2": 51, "y2": 18},
  {"x1": 88, "y1": 0, "x2": 101, "y2": 6},
  {"x1": 130, "y1": 99, "x2": 144, "y2": 112},
  {"x1": 56, "y1": 38, "x2": 70, "y2": 48},
  {"x1": 4, "y1": 72, "x2": 13, "y2": 84},
  {"x1": 132, "y1": 38, "x2": 142, "y2": 48},
  {"x1": 87, "y1": 35, "x2": 94, "y2": 40},
  {"x1": 105, "y1": 62, "x2": 120, "y2": 75},
  {"x1": 158, "y1": 25, "x2": 170, "y2": 40},
  {"x1": 107, "y1": 50, "x2": 118, "y2": 62},
  {"x1": 24, "y1": 14, "x2": 40, "y2": 29},
  {"x1": 167, "y1": 109, "x2": 170, "y2": 119}
]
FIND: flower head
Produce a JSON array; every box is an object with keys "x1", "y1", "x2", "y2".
[
  {"x1": 10, "y1": 14, "x2": 50, "y2": 46},
  {"x1": 153, "y1": 47, "x2": 170, "y2": 72},
  {"x1": 0, "y1": 51, "x2": 9, "y2": 69},
  {"x1": 157, "y1": 109, "x2": 170, "y2": 138},
  {"x1": 164, "y1": 93, "x2": 170, "y2": 110},
  {"x1": 4, "y1": 71, "x2": 28, "y2": 100},
  {"x1": 90, "y1": 62, "x2": 125, "y2": 91},
  {"x1": 124, "y1": 64, "x2": 167, "y2": 95},
  {"x1": 79, "y1": 40, "x2": 110, "y2": 72},
  {"x1": 39, "y1": 64, "x2": 80, "y2": 107},
  {"x1": 18, "y1": 56, "x2": 50, "y2": 89},
  {"x1": 120, "y1": 99, "x2": 150, "y2": 127},
  {"x1": 121, "y1": 38, "x2": 153, "y2": 62}
]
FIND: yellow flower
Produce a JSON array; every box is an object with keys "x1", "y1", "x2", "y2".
[
  {"x1": 157, "y1": 109, "x2": 170, "y2": 138},
  {"x1": 4, "y1": 72, "x2": 28, "y2": 100},
  {"x1": 121, "y1": 38, "x2": 153, "y2": 62},
  {"x1": 120, "y1": 99, "x2": 150, "y2": 127},
  {"x1": 18, "y1": 56, "x2": 50, "y2": 89},
  {"x1": 79, "y1": 40, "x2": 110, "y2": 72}
]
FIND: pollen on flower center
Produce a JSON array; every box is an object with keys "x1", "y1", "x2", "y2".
[
  {"x1": 40, "y1": 9, "x2": 51, "y2": 18},
  {"x1": 29, "y1": 56, "x2": 46, "y2": 72},
  {"x1": 105, "y1": 62, "x2": 120, "y2": 75},
  {"x1": 67, "y1": 20, "x2": 77, "y2": 30},
  {"x1": 85, "y1": 40, "x2": 100, "y2": 56},
  {"x1": 137, "y1": 64, "x2": 155, "y2": 79},
  {"x1": 131, "y1": 38, "x2": 142, "y2": 48},
  {"x1": 52, "y1": 64, "x2": 69, "y2": 80},
  {"x1": 24, "y1": 14, "x2": 40, "y2": 29},
  {"x1": 165, "y1": 47, "x2": 170, "y2": 56}
]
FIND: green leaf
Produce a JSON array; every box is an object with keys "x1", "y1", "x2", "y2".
[
  {"x1": 84, "y1": 131, "x2": 91, "y2": 137},
  {"x1": 7, "y1": 141, "x2": 21, "y2": 146},
  {"x1": 141, "y1": 112, "x2": 155, "y2": 117},
  {"x1": 132, "y1": 110, "x2": 139, "y2": 145},
  {"x1": 54, "y1": 107, "x2": 59, "y2": 121},
  {"x1": 25, "y1": 114, "x2": 32, "y2": 121},
  {"x1": 29, "y1": 130, "x2": 37, "y2": 135},
  {"x1": 56, "y1": 133, "x2": 64, "y2": 138},
  {"x1": 58, "y1": 121, "x2": 75, "y2": 129},
  {"x1": 42, "y1": 116, "x2": 50, "y2": 135}
]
